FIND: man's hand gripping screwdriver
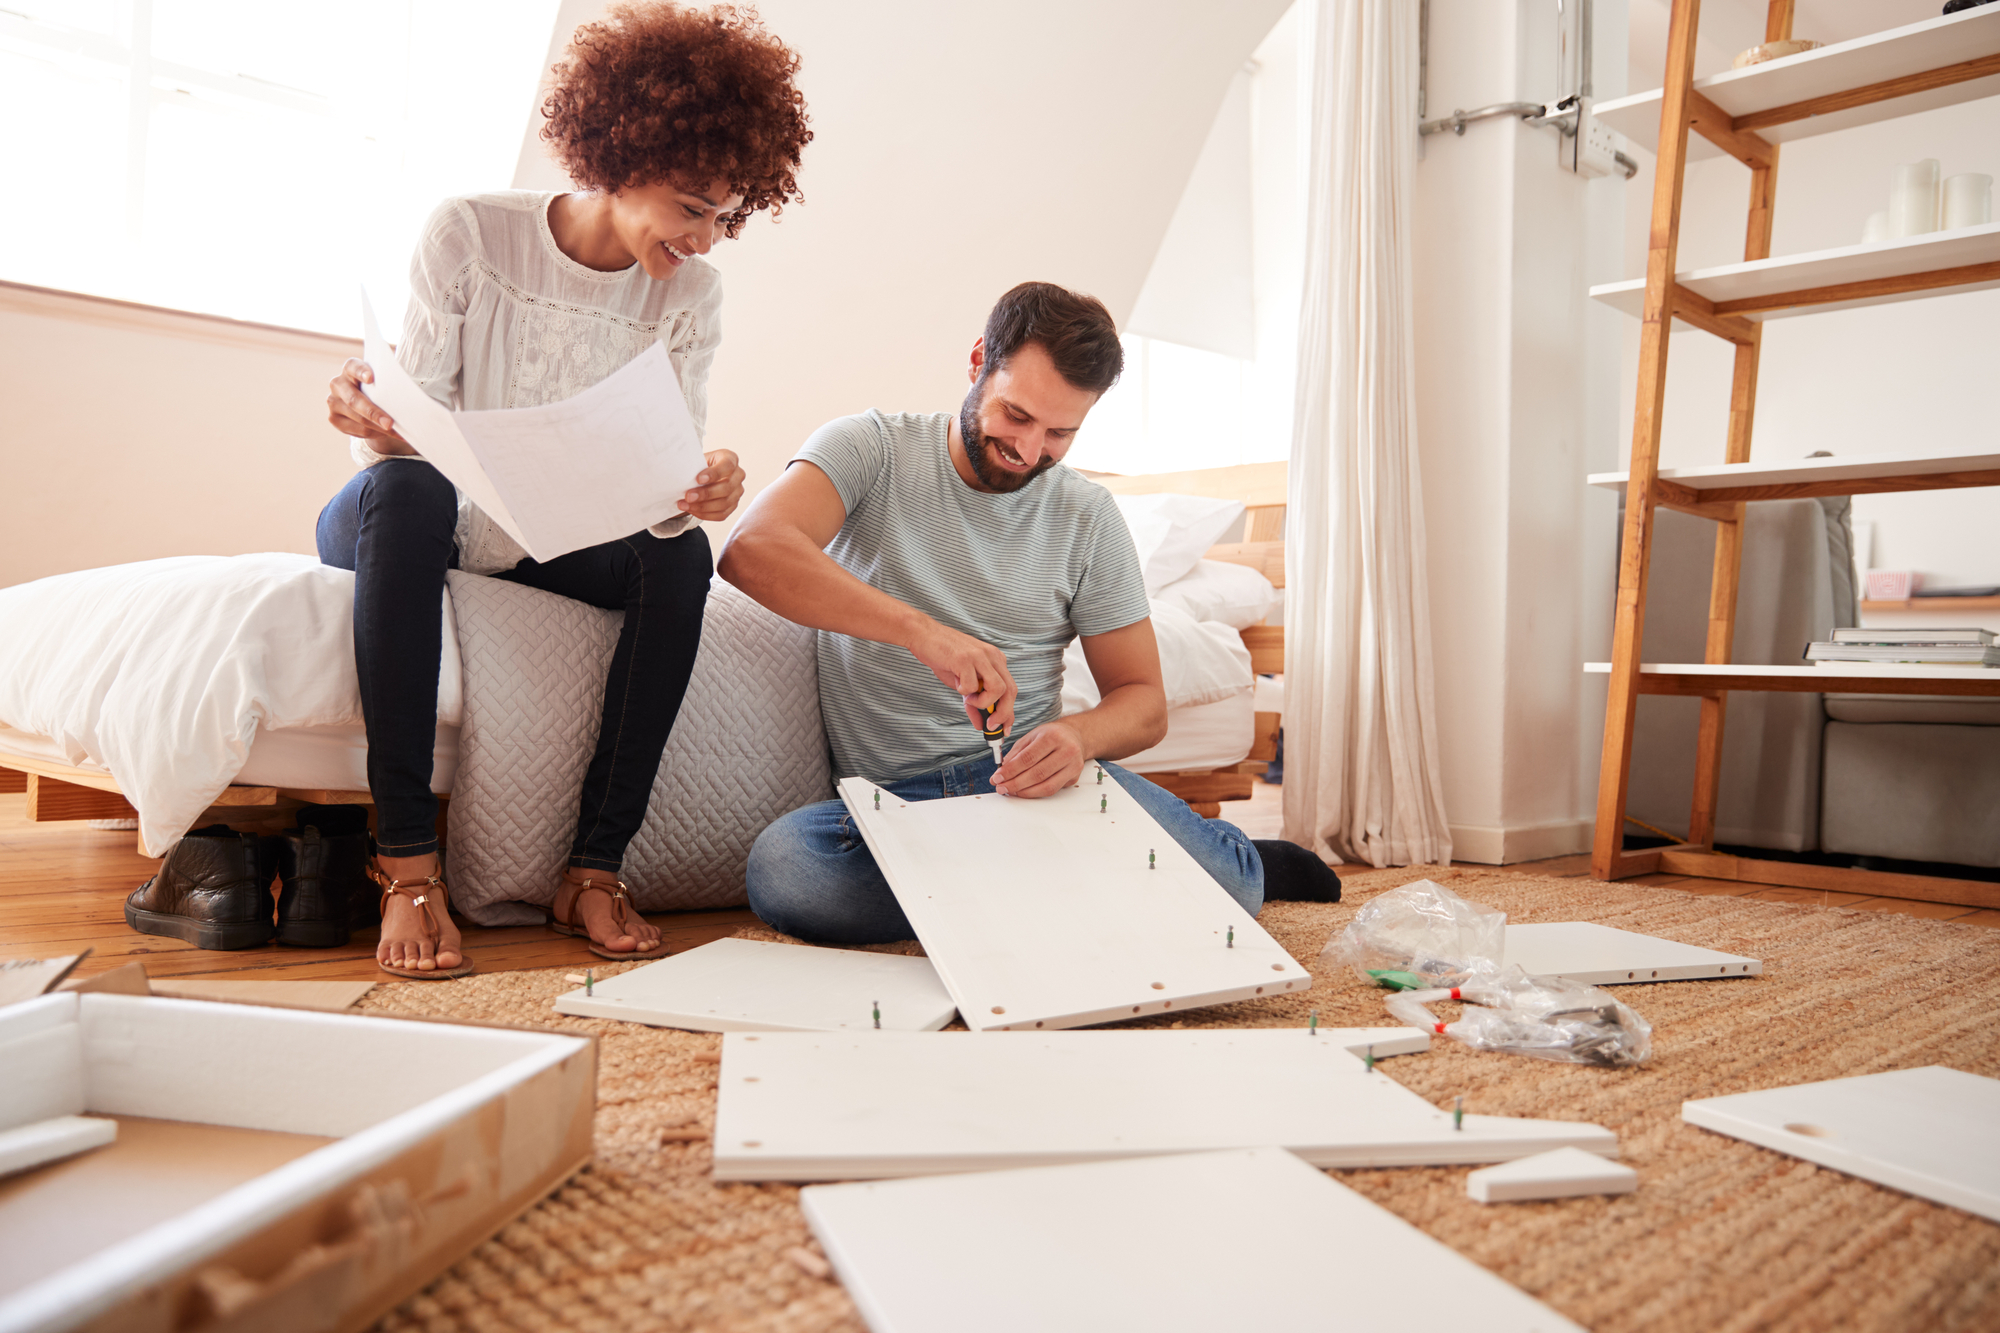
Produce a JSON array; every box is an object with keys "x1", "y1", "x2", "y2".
[{"x1": 979, "y1": 704, "x2": 1006, "y2": 771}]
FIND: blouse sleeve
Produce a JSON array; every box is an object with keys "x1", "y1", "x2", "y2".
[
  {"x1": 640, "y1": 264, "x2": 723, "y2": 539},
  {"x1": 349, "y1": 199, "x2": 476, "y2": 470}
]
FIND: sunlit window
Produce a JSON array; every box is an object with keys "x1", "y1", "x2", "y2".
[{"x1": 0, "y1": 0, "x2": 556, "y2": 335}]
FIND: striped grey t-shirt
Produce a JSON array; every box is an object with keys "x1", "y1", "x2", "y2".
[{"x1": 797, "y1": 410, "x2": 1151, "y2": 782}]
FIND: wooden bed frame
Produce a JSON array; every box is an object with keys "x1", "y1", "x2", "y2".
[
  {"x1": 1091, "y1": 460, "x2": 1286, "y2": 817},
  {"x1": 2, "y1": 461, "x2": 1287, "y2": 836}
]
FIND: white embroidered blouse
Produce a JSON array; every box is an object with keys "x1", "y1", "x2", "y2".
[{"x1": 351, "y1": 190, "x2": 720, "y2": 576}]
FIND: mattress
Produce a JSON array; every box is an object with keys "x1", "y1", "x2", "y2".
[
  {"x1": 0, "y1": 721, "x2": 458, "y2": 796},
  {"x1": 1117, "y1": 687, "x2": 1257, "y2": 773}
]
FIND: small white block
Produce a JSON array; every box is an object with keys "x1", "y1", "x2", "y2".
[
  {"x1": 0, "y1": 1114, "x2": 117, "y2": 1176},
  {"x1": 1466, "y1": 1147, "x2": 1637, "y2": 1203}
]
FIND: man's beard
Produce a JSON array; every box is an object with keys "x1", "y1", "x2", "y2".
[{"x1": 960, "y1": 378, "x2": 1057, "y2": 493}]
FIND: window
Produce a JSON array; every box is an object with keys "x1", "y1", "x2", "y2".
[{"x1": 0, "y1": 0, "x2": 557, "y2": 335}]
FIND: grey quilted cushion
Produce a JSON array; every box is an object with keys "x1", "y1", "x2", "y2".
[{"x1": 444, "y1": 571, "x2": 830, "y2": 926}]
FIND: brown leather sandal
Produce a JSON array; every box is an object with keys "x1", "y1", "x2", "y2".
[
  {"x1": 550, "y1": 869, "x2": 668, "y2": 961},
  {"x1": 367, "y1": 863, "x2": 476, "y2": 980}
]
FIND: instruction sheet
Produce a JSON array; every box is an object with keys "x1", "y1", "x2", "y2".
[{"x1": 359, "y1": 292, "x2": 706, "y2": 562}]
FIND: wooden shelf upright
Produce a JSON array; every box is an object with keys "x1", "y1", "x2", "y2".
[{"x1": 1590, "y1": 0, "x2": 2000, "y2": 910}]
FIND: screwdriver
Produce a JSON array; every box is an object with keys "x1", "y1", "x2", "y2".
[{"x1": 979, "y1": 704, "x2": 1006, "y2": 770}]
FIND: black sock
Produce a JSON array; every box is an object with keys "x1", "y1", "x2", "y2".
[{"x1": 1252, "y1": 839, "x2": 1342, "y2": 903}]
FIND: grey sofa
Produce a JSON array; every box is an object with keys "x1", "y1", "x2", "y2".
[{"x1": 1625, "y1": 498, "x2": 2000, "y2": 869}]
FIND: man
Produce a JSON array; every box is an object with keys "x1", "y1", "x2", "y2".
[{"x1": 718, "y1": 282, "x2": 1337, "y2": 943}]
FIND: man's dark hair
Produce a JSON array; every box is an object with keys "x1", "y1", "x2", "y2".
[{"x1": 980, "y1": 282, "x2": 1123, "y2": 394}]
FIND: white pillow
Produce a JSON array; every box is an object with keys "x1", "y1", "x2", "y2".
[
  {"x1": 1154, "y1": 559, "x2": 1277, "y2": 630},
  {"x1": 1112, "y1": 494, "x2": 1246, "y2": 595},
  {"x1": 1059, "y1": 599, "x2": 1252, "y2": 713}
]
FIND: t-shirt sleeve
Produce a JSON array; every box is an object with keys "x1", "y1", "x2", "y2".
[
  {"x1": 793, "y1": 413, "x2": 889, "y2": 514},
  {"x1": 1071, "y1": 491, "x2": 1153, "y2": 637}
]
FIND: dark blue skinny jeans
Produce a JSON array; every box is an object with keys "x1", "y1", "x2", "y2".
[{"x1": 316, "y1": 459, "x2": 710, "y2": 868}]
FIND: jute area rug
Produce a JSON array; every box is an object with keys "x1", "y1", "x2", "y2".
[{"x1": 358, "y1": 865, "x2": 2000, "y2": 1333}]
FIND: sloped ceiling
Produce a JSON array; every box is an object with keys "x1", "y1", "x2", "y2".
[{"x1": 516, "y1": 0, "x2": 1293, "y2": 507}]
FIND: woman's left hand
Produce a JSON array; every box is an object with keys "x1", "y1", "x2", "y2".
[{"x1": 679, "y1": 449, "x2": 747, "y2": 521}]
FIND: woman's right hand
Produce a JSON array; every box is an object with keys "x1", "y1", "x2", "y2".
[{"x1": 328, "y1": 359, "x2": 415, "y2": 454}]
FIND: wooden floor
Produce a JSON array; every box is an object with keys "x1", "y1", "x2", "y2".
[{"x1": 2, "y1": 783, "x2": 1991, "y2": 984}]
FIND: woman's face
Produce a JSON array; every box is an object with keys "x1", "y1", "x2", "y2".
[{"x1": 612, "y1": 178, "x2": 746, "y2": 279}]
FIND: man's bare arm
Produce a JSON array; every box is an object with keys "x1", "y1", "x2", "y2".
[
  {"x1": 993, "y1": 618, "x2": 1168, "y2": 799},
  {"x1": 717, "y1": 461, "x2": 1020, "y2": 729}
]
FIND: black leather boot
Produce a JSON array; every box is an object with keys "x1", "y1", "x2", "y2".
[
  {"x1": 125, "y1": 825, "x2": 278, "y2": 950},
  {"x1": 1253, "y1": 839, "x2": 1343, "y2": 903},
  {"x1": 275, "y1": 805, "x2": 375, "y2": 948}
]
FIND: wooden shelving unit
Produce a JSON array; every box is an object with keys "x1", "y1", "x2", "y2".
[
  {"x1": 1589, "y1": 0, "x2": 2000, "y2": 911},
  {"x1": 1861, "y1": 595, "x2": 2000, "y2": 613}
]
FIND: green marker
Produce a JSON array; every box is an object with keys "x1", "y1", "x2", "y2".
[
  {"x1": 1309, "y1": 1010, "x2": 1318, "y2": 1037},
  {"x1": 1454, "y1": 1095, "x2": 1464, "y2": 1131},
  {"x1": 585, "y1": 970, "x2": 594, "y2": 997},
  {"x1": 873, "y1": 1001, "x2": 881, "y2": 1030}
]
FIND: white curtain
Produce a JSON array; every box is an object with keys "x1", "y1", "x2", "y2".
[{"x1": 1281, "y1": 0, "x2": 1452, "y2": 868}]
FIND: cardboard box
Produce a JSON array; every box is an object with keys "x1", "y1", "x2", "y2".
[{"x1": 0, "y1": 993, "x2": 594, "y2": 1333}]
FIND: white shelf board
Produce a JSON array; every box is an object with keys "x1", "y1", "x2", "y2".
[
  {"x1": 1504, "y1": 922, "x2": 1761, "y2": 985},
  {"x1": 1590, "y1": 222, "x2": 2000, "y2": 326},
  {"x1": 1683, "y1": 1066, "x2": 2000, "y2": 1223},
  {"x1": 1466, "y1": 1146, "x2": 1639, "y2": 1204},
  {"x1": 1584, "y1": 662, "x2": 1999, "y2": 683},
  {"x1": 803, "y1": 1148, "x2": 1586, "y2": 1333},
  {"x1": 551, "y1": 938, "x2": 957, "y2": 1034},
  {"x1": 1597, "y1": 7, "x2": 2000, "y2": 159},
  {"x1": 836, "y1": 777, "x2": 1304, "y2": 1033},
  {"x1": 1587, "y1": 447, "x2": 2000, "y2": 493},
  {"x1": 711, "y1": 1028, "x2": 1618, "y2": 1182}
]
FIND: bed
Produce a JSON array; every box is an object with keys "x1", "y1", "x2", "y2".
[{"x1": 0, "y1": 461, "x2": 1288, "y2": 906}]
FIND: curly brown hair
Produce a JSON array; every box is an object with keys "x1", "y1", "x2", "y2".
[{"x1": 541, "y1": 3, "x2": 810, "y2": 237}]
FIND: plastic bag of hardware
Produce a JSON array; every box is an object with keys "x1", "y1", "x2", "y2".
[
  {"x1": 1322, "y1": 879, "x2": 1507, "y2": 987},
  {"x1": 1384, "y1": 967, "x2": 1653, "y2": 1068}
]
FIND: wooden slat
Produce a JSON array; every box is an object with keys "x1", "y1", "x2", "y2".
[
  {"x1": 1204, "y1": 540, "x2": 1285, "y2": 589},
  {"x1": 26, "y1": 775, "x2": 138, "y2": 822},
  {"x1": 0, "y1": 768, "x2": 25, "y2": 795},
  {"x1": 1860, "y1": 595, "x2": 2000, "y2": 611},
  {"x1": 1659, "y1": 849, "x2": 2000, "y2": 910},
  {"x1": 1633, "y1": 670, "x2": 2000, "y2": 697},
  {"x1": 1733, "y1": 50, "x2": 2000, "y2": 136},
  {"x1": 1687, "y1": 89, "x2": 1775, "y2": 169},
  {"x1": 1689, "y1": 467, "x2": 2000, "y2": 504},
  {"x1": 1240, "y1": 625, "x2": 1284, "y2": 675},
  {"x1": 1711, "y1": 258, "x2": 2000, "y2": 318},
  {"x1": 1652, "y1": 478, "x2": 1740, "y2": 521},
  {"x1": 1244, "y1": 505, "x2": 1285, "y2": 543},
  {"x1": 1088, "y1": 460, "x2": 1287, "y2": 508},
  {"x1": 1667, "y1": 284, "x2": 1759, "y2": 344},
  {"x1": 1593, "y1": 0, "x2": 1702, "y2": 882},
  {"x1": 1247, "y1": 711, "x2": 1281, "y2": 763},
  {"x1": 1139, "y1": 770, "x2": 1256, "y2": 806},
  {"x1": 0, "y1": 750, "x2": 280, "y2": 808}
]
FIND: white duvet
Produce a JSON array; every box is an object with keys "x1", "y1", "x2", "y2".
[
  {"x1": 0, "y1": 554, "x2": 458, "y2": 856},
  {"x1": 1059, "y1": 598, "x2": 1253, "y2": 716}
]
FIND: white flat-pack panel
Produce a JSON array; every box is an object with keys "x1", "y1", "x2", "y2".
[
  {"x1": 1466, "y1": 1147, "x2": 1639, "y2": 1204},
  {"x1": 1505, "y1": 922, "x2": 1761, "y2": 985},
  {"x1": 1683, "y1": 1066, "x2": 2000, "y2": 1223},
  {"x1": 836, "y1": 778, "x2": 1305, "y2": 1032},
  {"x1": 552, "y1": 938, "x2": 957, "y2": 1033},
  {"x1": 712, "y1": 1029, "x2": 1617, "y2": 1181},
  {"x1": 0, "y1": 1115, "x2": 117, "y2": 1177},
  {"x1": 803, "y1": 1148, "x2": 1584, "y2": 1333}
]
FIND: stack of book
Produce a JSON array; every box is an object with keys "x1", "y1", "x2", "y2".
[{"x1": 1804, "y1": 628, "x2": 1999, "y2": 667}]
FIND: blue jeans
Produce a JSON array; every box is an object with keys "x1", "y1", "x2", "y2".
[
  {"x1": 316, "y1": 460, "x2": 711, "y2": 866},
  {"x1": 747, "y1": 758, "x2": 1264, "y2": 944}
]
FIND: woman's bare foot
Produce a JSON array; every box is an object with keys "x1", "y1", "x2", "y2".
[
  {"x1": 564, "y1": 870, "x2": 665, "y2": 955},
  {"x1": 375, "y1": 852, "x2": 464, "y2": 972}
]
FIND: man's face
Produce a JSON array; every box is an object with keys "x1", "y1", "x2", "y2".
[{"x1": 958, "y1": 341, "x2": 1098, "y2": 494}]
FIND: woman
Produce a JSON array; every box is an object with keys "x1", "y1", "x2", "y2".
[{"x1": 322, "y1": 2, "x2": 810, "y2": 977}]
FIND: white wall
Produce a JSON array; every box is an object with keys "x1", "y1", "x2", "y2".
[
  {"x1": 1620, "y1": 0, "x2": 2000, "y2": 630},
  {"x1": 0, "y1": 282, "x2": 359, "y2": 589},
  {"x1": 515, "y1": 0, "x2": 1294, "y2": 526},
  {"x1": 1412, "y1": 0, "x2": 1630, "y2": 864}
]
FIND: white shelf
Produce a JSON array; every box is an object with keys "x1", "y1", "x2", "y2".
[
  {"x1": 1597, "y1": 7, "x2": 2000, "y2": 160},
  {"x1": 1590, "y1": 222, "x2": 2000, "y2": 326},
  {"x1": 1585, "y1": 662, "x2": 1997, "y2": 681},
  {"x1": 1587, "y1": 447, "x2": 2000, "y2": 493}
]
